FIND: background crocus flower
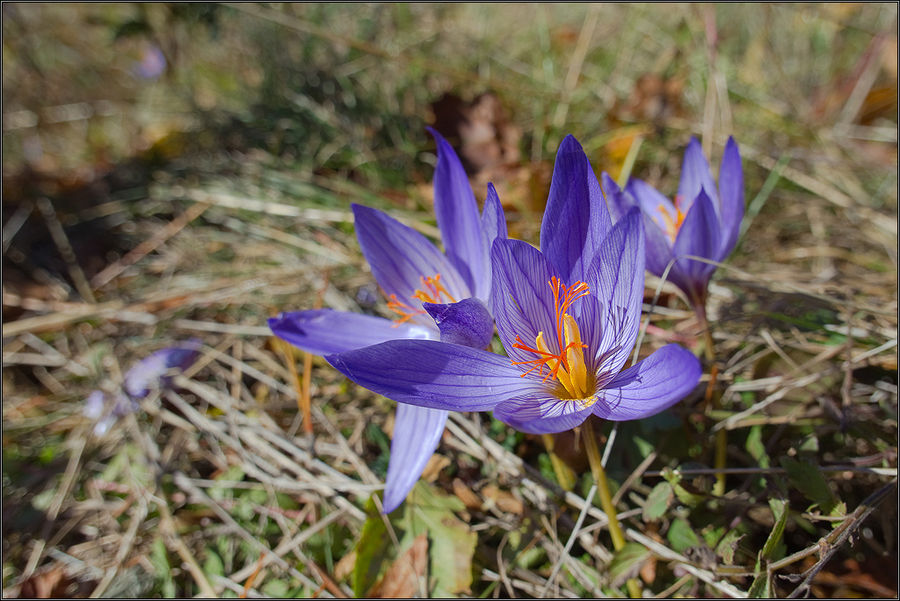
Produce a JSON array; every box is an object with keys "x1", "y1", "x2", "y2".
[
  {"x1": 269, "y1": 128, "x2": 506, "y2": 513},
  {"x1": 603, "y1": 137, "x2": 743, "y2": 313},
  {"x1": 325, "y1": 136, "x2": 701, "y2": 435},
  {"x1": 83, "y1": 340, "x2": 201, "y2": 436}
]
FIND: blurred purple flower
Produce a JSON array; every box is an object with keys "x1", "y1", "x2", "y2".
[
  {"x1": 83, "y1": 340, "x2": 201, "y2": 435},
  {"x1": 325, "y1": 136, "x2": 701, "y2": 435},
  {"x1": 134, "y1": 44, "x2": 166, "y2": 80},
  {"x1": 269, "y1": 128, "x2": 506, "y2": 513},
  {"x1": 603, "y1": 137, "x2": 743, "y2": 312}
]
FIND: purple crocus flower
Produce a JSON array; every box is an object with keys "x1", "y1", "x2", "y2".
[
  {"x1": 324, "y1": 136, "x2": 701, "y2": 435},
  {"x1": 602, "y1": 137, "x2": 743, "y2": 313},
  {"x1": 83, "y1": 339, "x2": 201, "y2": 435},
  {"x1": 268, "y1": 128, "x2": 506, "y2": 513}
]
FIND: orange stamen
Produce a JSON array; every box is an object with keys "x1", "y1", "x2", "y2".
[
  {"x1": 658, "y1": 197, "x2": 686, "y2": 243},
  {"x1": 386, "y1": 273, "x2": 457, "y2": 326},
  {"x1": 511, "y1": 278, "x2": 590, "y2": 394}
]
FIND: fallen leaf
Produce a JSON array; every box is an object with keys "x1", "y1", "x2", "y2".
[
  {"x1": 369, "y1": 533, "x2": 428, "y2": 598},
  {"x1": 452, "y1": 478, "x2": 482, "y2": 511}
]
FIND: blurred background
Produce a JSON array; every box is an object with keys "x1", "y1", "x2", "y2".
[{"x1": 3, "y1": 3, "x2": 897, "y2": 599}]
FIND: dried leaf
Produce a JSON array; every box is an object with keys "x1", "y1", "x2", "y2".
[
  {"x1": 370, "y1": 533, "x2": 428, "y2": 598},
  {"x1": 481, "y1": 484, "x2": 524, "y2": 515},
  {"x1": 452, "y1": 478, "x2": 482, "y2": 511}
]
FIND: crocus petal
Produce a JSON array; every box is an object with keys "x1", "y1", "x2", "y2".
[
  {"x1": 83, "y1": 390, "x2": 106, "y2": 420},
  {"x1": 326, "y1": 339, "x2": 536, "y2": 412},
  {"x1": 383, "y1": 404, "x2": 448, "y2": 513},
  {"x1": 601, "y1": 173, "x2": 637, "y2": 223},
  {"x1": 585, "y1": 208, "x2": 646, "y2": 374},
  {"x1": 489, "y1": 238, "x2": 557, "y2": 365},
  {"x1": 494, "y1": 393, "x2": 596, "y2": 434},
  {"x1": 481, "y1": 183, "x2": 508, "y2": 252},
  {"x1": 423, "y1": 298, "x2": 494, "y2": 349},
  {"x1": 269, "y1": 309, "x2": 434, "y2": 356},
  {"x1": 672, "y1": 190, "x2": 721, "y2": 299},
  {"x1": 540, "y1": 135, "x2": 610, "y2": 284},
  {"x1": 352, "y1": 204, "x2": 469, "y2": 313},
  {"x1": 124, "y1": 340, "x2": 200, "y2": 399},
  {"x1": 594, "y1": 343, "x2": 701, "y2": 421},
  {"x1": 627, "y1": 177, "x2": 677, "y2": 233},
  {"x1": 428, "y1": 127, "x2": 489, "y2": 299},
  {"x1": 677, "y1": 137, "x2": 719, "y2": 214},
  {"x1": 717, "y1": 137, "x2": 744, "y2": 257}
]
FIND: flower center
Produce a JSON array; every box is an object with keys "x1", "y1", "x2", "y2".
[
  {"x1": 511, "y1": 277, "x2": 593, "y2": 399},
  {"x1": 387, "y1": 273, "x2": 458, "y2": 325},
  {"x1": 658, "y1": 194, "x2": 686, "y2": 243}
]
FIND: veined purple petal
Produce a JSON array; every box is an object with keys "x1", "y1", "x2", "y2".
[
  {"x1": 352, "y1": 204, "x2": 469, "y2": 319},
  {"x1": 423, "y1": 298, "x2": 494, "y2": 349},
  {"x1": 641, "y1": 210, "x2": 677, "y2": 279},
  {"x1": 269, "y1": 309, "x2": 434, "y2": 356},
  {"x1": 124, "y1": 340, "x2": 200, "y2": 399},
  {"x1": 594, "y1": 344, "x2": 701, "y2": 421},
  {"x1": 585, "y1": 208, "x2": 646, "y2": 374},
  {"x1": 627, "y1": 177, "x2": 677, "y2": 233},
  {"x1": 677, "y1": 137, "x2": 719, "y2": 214},
  {"x1": 601, "y1": 173, "x2": 637, "y2": 223},
  {"x1": 718, "y1": 137, "x2": 744, "y2": 257},
  {"x1": 326, "y1": 339, "x2": 536, "y2": 412},
  {"x1": 672, "y1": 191, "x2": 721, "y2": 298},
  {"x1": 383, "y1": 404, "x2": 448, "y2": 513},
  {"x1": 494, "y1": 393, "x2": 596, "y2": 434},
  {"x1": 540, "y1": 135, "x2": 609, "y2": 284},
  {"x1": 481, "y1": 183, "x2": 508, "y2": 253},
  {"x1": 428, "y1": 127, "x2": 489, "y2": 299},
  {"x1": 489, "y1": 238, "x2": 557, "y2": 365}
]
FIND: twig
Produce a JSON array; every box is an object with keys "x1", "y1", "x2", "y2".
[
  {"x1": 783, "y1": 478, "x2": 898, "y2": 598},
  {"x1": 90, "y1": 201, "x2": 210, "y2": 288},
  {"x1": 36, "y1": 197, "x2": 96, "y2": 302}
]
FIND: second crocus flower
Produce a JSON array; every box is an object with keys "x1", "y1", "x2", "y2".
[{"x1": 603, "y1": 137, "x2": 743, "y2": 315}]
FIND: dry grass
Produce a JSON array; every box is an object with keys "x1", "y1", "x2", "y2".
[{"x1": 3, "y1": 3, "x2": 897, "y2": 598}]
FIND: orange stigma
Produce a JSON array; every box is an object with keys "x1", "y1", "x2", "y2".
[
  {"x1": 511, "y1": 277, "x2": 592, "y2": 399},
  {"x1": 387, "y1": 273, "x2": 458, "y2": 325},
  {"x1": 658, "y1": 194, "x2": 686, "y2": 243}
]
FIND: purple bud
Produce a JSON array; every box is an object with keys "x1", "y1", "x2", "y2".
[
  {"x1": 422, "y1": 298, "x2": 494, "y2": 349},
  {"x1": 123, "y1": 339, "x2": 201, "y2": 399}
]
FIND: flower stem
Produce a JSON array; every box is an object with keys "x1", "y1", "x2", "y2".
[
  {"x1": 696, "y1": 302, "x2": 726, "y2": 497},
  {"x1": 541, "y1": 433, "x2": 576, "y2": 491},
  {"x1": 583, "y1": 419, "x2": 642, "y2": 598}
]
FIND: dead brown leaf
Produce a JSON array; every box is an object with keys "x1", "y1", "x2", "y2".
[{"x1": 369, "y1": 533, "x2": 428, "y2": 598}]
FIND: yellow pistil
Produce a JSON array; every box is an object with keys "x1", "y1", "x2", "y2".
[
  {"x1": 512, "y1": 277, "x2": 592, "y2": 400},
  {"x1": 386, "y1": 273, "x2": 457, "y2": 326}
]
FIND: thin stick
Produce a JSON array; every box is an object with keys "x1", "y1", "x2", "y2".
[
  {"x1": 90, "y1": 201, "x2": 209, "y2": 288},
  {"x1": 35, "y1": 197, "x2": 96, "y2": 302}
]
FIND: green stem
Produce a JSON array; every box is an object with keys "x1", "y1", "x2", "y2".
[
  {"x1": 696, "y1": 302, "x2": 727, "y2": 497},
  {"x1": 541, "y1": 433, "x2": 575, "y2": 491},
  {"x1": 583, "y1": 420, "x2": 642, "y2": 598}
]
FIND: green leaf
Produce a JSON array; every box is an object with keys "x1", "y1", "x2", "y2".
[
  {"x1": 661, "y1": 467, "x2": 704, "y2": 506},
  {"x1": 150, "y1": 537, "x2": 176, "y2": 598},
  {"x1": 779, "y1": 457, "x2": 836, "y2": 514},
  {"x1": 203, "y1": 548, "x2": 225, "y2": 579},
  {"x1": 667, "y1": 518, "x2": 700, "y2": 553},
  {"x1": 262, "y1": 580, "x2": 289, "y2": 597},
  {"x1": 747, "y1": 570, "x2": 772, "y2": 598},
  {"x1": 399, "y1": 481, "x2": 476, "y2": 597},
  {"x1": 642, "y1": 482, "x2": 673, "y2": 522},
  {"x1": 745, "y1": 426, "x2": 769, "y2": 469},
  {"x1": 761, "y1": 498, "x2": 788, "y2": 560},
  {"x1": 715, "y1": 529, "x2": 744, "y2": 565},
  {"x1": 352, "y1": 496, "x2": 390, "y2": 597},
  {"x1": 608, "y1": 543, "x2": 650, "y2": 587}
]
